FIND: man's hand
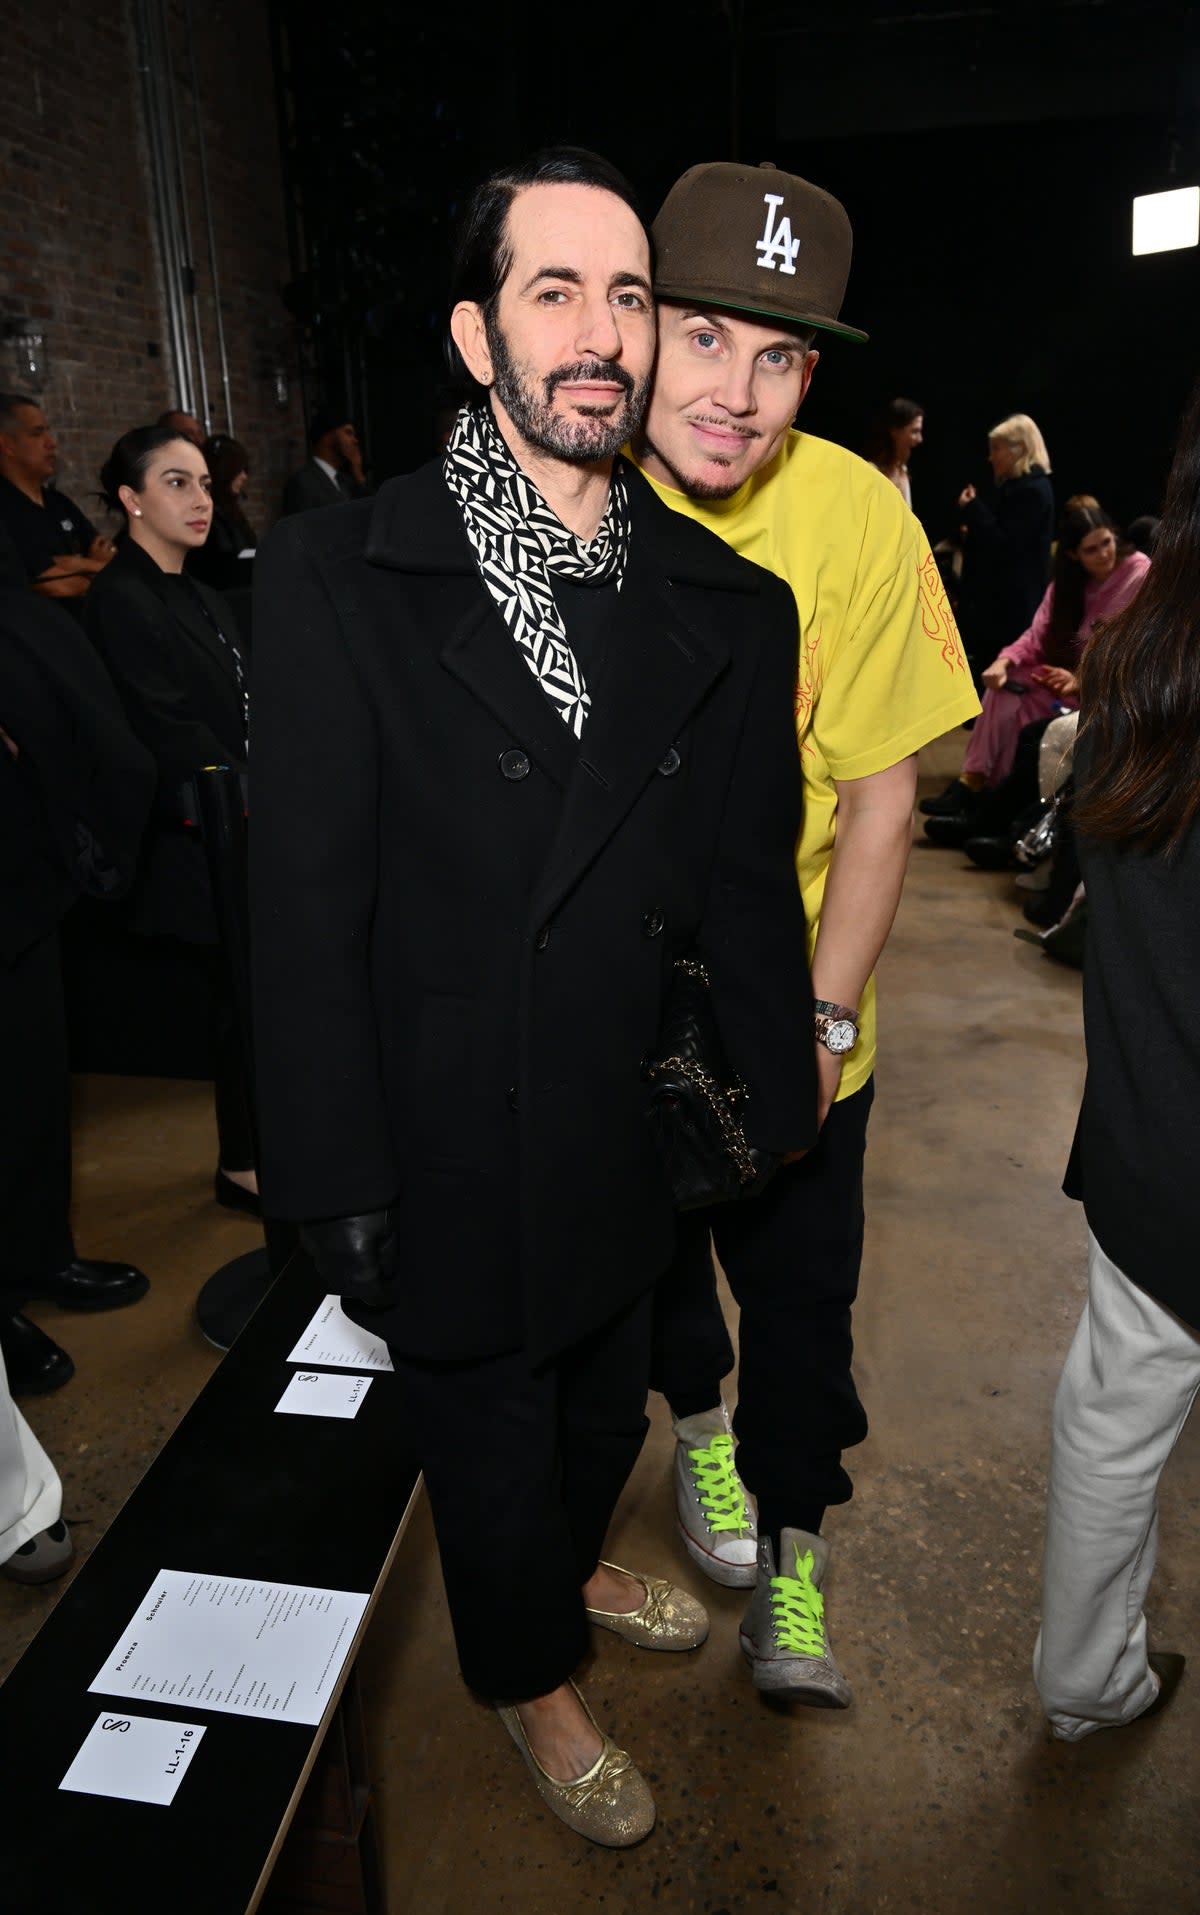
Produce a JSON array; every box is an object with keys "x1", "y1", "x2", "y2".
[
  {"x1": 1032, "y1": 664, "x2": 1079, "y2": 697},
  {"x1": 958, "y1": 483, "x2": 977, "y2": 507},
  {"x1": 815, "y1": 1042, "x2": 843, "y2": 1128},
  {"x1": 299, "y1": 1207, "x2": 400, "y2": 1312},
  {"x1": 87, "y1": 533, "x2": 116, "y2": 565},
  {"x1": 981, "y1": 656, "x2": 1010, "y2": 692},
  {"x1": 32, "y1": 571, "x2": 90, "y2": 599}
]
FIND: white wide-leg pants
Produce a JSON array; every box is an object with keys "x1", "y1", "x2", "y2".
[
  {"x1": 0, "y1": 1345, "x2": 61, "y2": 1567},
  {"x1": 1033, "y1": 1229, "x2": 1199, "y2": 1739}
]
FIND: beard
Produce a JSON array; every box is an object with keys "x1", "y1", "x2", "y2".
[{"x1": 484, "y1": 311, "x2": 651, "y2": 464}]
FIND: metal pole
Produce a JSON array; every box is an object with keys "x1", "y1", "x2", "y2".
[
  {"x1": 159, "y1": 0, "x2": 211, "y2": 434},
  {"x1": 185, "y1": 0, "x2": 234, "y2": 434},
  {"x1": 149, "y1": 0, "x2": 195, "y2": 410},
  {"x1": 133, "y1": 0, "x2": 192, "y2": 410}
]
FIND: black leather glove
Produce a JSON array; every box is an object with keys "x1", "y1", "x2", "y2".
[{"x1": 299, "y1": 1207, "x2": 400, "y2": 1312}]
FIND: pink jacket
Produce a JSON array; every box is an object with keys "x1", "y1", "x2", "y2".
[{"x1": 1002, "y1": 550, "x2": 1151, "y2": 673}]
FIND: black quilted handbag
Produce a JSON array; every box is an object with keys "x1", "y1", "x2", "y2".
[{"x1": 644, "y1": 958, "x2": 781, "y2": 1210}]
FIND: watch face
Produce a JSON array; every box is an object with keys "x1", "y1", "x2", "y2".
[{"x1": 824, "y1": 1018, "x2": 857, "y2": 1055}]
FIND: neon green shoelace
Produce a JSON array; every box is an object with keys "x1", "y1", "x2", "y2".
[
  {"x1": 769, "y1": 1545, "x2": 826, "y2": 1658},
  {"x1": 687, "y1": 1432, "x2": 751, "y2": 1536}
]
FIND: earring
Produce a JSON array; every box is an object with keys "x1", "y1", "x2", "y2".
[{"x1": 133, "y1": 508, "x2": 143, "y2": 517}]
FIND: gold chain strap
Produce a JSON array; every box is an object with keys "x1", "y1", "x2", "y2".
[
  {"x1": 648, "y1": 965, "x2": 758, "y2": 1186},
  {"x1": 646, "y1": 1053, "x2": 758, "y2": 1184}
]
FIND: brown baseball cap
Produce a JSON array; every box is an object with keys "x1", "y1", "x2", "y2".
[{"x1": 653, "y1": 160, "x2": 868, "y2": 345}]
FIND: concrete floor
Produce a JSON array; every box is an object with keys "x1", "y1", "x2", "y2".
[{"x1": 3, "y1": 735, "x2": 1198, "y2": 1913}]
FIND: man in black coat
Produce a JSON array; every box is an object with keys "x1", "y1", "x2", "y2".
[
  {"x1": 0, "y1": 590, "x2": 156, "y2": 1394},
  {"x1": 251, "y1": 147, "x2": 816, "y2": 1846}
]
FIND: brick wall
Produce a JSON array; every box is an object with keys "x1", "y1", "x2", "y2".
[{"x1": 0, "y1": 0, "x2": 303, "y2": 541}]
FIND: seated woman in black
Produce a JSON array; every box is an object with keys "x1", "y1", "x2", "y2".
[
  {"x1": 188, "y1": 434, "x2": 256, "y2": 597},
  {"x1": 84, "y1": 424, "x2": 256, "y2": 1214}
]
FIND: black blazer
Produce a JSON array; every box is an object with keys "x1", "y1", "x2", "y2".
[
  {"x1": 250, "y1": 458, "x2": 817, "y2": 1366},
  {"x1": 280, "y1": 459, "x2": 346, "y2": 517},
  {"x1": 959, "y1": 468, "x2": 1055, "y2": 658},
  {"x1": 0, "y1": 591, "x2": 154, "y2": 964},
  {"x1": 84, "y1": 539, "x2": 247, "y2": 943}
]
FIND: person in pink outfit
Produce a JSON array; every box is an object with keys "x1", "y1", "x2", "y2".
[{"x1": 924, "y1": 506, "x2": 1149, "y2": 825}]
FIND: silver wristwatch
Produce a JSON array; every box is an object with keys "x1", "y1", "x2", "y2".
[{"x1": 814, "y1": 998, "x2": 859, "y2": 1055}]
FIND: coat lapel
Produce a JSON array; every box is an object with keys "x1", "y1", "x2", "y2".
[
  {"x1": 438, "y1": 594, "x2": 580, "y2": 790},
  {"x1": 116, "y1": 542, "x2": 240, "y2": 686},
  {"x1": 530, "y1": 539, "x2": 731, "y2": 927},
  {"x1": 363, "y1": 455, "x2": 762, "y2": 880},
  {"x1": 169, "y1": 579, "x2": 241, "y2": 684},
  {"x1": 366, "y1": 466, "x2": 580, "y2": 789}
]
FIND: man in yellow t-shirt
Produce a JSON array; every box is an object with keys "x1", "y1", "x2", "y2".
[{"x1": 632, "y1": 162, "x2": 979, "y2": 1705}]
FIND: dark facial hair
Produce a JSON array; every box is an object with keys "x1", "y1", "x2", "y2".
[{"x1": 484, "y1": 308, "x2": 651, "y2": 464}]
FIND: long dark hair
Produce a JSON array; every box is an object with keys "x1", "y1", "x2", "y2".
[
  {"x1": 203, "y1": 433, "x2": 256, "y2": 550},
  {"x1": 1074, "y1": 377, "x2": 1200, "y2": 854},
  {"x1": 864, "y1": 397, "x2": 922, "y2": 469},
  {"x1": 1041, "y1": 504, "x2": 1120, "y2": 667},
  {"x1": 445, "y1": 146, "x2": 649, "y2": 396}
]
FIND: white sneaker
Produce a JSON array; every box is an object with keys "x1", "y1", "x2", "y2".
[{"x1": 672, "y1": 1403, "x2": 758, "y2": 1589}]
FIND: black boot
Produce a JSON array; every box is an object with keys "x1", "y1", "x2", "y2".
[
  {"x1": 0, "y1": 1312, "x2": 75, "y2": 1395},
  {"x1": 918, "y1": 778, "x2": 969, "y2": 817}
]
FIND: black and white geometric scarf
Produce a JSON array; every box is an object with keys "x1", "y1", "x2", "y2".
[{"x1": 443, "y1": 403, "x2": 631, "y2": 737}]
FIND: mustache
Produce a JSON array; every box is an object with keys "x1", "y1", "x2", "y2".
[
  {"x1": 686, "y1": 412, "x2": 761, "y2": 440},
  {"x1": 545, "y1": 359, "x2": 635, "y2": 400}
]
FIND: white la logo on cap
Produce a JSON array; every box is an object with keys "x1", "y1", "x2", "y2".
[{"x1": 755, "y1": 193, "x2": 799, "y2": 277}]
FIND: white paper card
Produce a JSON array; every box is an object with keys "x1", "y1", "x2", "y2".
[
  {"x1": 286, "y1": 1296, "x2": 394, "y2": 1372},
  {"x1": 90, "y1": 1571, "x2": 370, "y2": 1726},
  {"x1": 275, "y1": 1370, "x2": 373, "y2": 1419},
  {"x1": 60, "y1": 1711, "x2": 206, "y2": 1806}
]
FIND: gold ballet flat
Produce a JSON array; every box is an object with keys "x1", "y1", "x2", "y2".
[
  {"x1": 495, "y1": 1681, "x2": 655, "y2": 1847},
  {"x1": 585, "y1": 1560, "x2": 710, "y2": 1651}
]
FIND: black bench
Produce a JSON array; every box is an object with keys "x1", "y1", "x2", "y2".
[{"x1": 0, "y1": 1250, "x2": 420, "y2": 1915}]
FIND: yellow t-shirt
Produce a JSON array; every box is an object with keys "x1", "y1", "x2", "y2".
[{"x1": 637, "y1": 429, "x2": 979, "y2": 1100}]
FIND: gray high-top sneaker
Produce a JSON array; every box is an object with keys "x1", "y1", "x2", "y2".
[
  {"x1": 739, "y1": 1527, "x2": 851, "y2": 1705},
  {"x1": 672, "y1": 1402, "x2": 758, "y2": 1589}
]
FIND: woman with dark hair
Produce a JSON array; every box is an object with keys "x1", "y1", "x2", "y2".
[
  {"x1": 1032, "y1": 378, "x2": 1200, "y2": 1740},
  {"x1": 84, "y1": 425, "x2": 257, "y2": 1213},
  {"x1": 188, "y1": 434, "x2": 256, "y2": 594},
  {"x1": 923, "y1": 503, "x2": 1149, "y2": 838},
  {"x1": 864, "y1": 397, "x2": 923, "y2": 507}
]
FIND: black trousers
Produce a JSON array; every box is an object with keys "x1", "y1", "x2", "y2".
[
  {"x1": 208, "y1": 950, "x2": 255, "y2": 1172},
  {"x1": 0, "y1": 927, "x2": 74, "y2": 1295},
  {"x1": 650, "y1": 1079, "x2": 874, "y2": 1530},
  {"x1": 389, "y1": 1285, "x2": 653, "y2": 1700}
]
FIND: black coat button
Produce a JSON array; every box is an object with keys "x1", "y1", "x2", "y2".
[
  {"x1": 657, "y1": 747, "x2": 681, "y2": 777},
  {"x1": 535, "y1": 924, "x2": 551, "y2": 950},
  {"x1": 499, "y1": 749, "x2": 531, "y2": 781},
  {"x1": 642, "y1": 909, "x2": 665, "y2": 938},
  {"x1": 507, "y1": 1085, "x2": 519, "y2": 1111}
]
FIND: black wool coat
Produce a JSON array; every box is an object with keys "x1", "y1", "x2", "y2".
[
  {"x1": 959, "y1": 468, "x2": 1055, "y2": 660},
  {"x1": 84, "y1": 538, "x2": 247, "y2": 944},
  {"x1": 249, "y1": 457, "x2": 817, "y2": 1366},
  {"x1": 0, "y1": 590, "x2": 155, "y2": 964}
]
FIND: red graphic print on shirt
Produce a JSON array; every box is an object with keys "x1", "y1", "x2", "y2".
[
  {"x1": 918, "y1": 552, "x2": 968, "y2": 674},
  {"x1": 795, "y1": 621, "x2": 822, "y2": 753}
]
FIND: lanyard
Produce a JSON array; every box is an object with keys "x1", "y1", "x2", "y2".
[{"x1": 180, "y1": 575, "x2": 249, "y2": 748}]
